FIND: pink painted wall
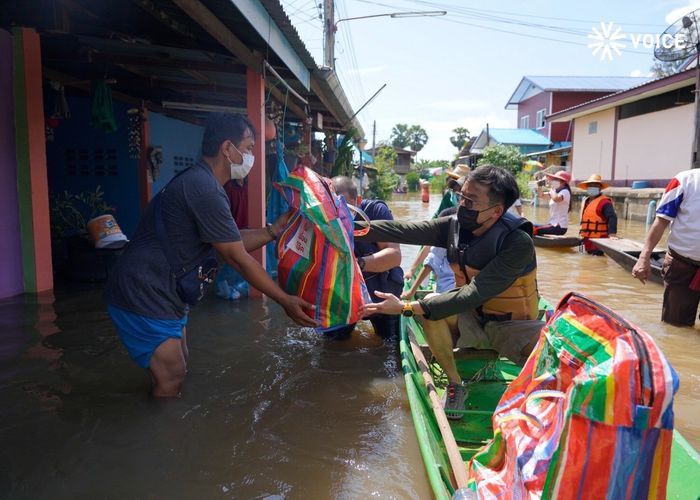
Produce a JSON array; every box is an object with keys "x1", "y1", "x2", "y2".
[
  {"x1": 550, "y1": 91, "x2": 615, "y2": 142},
  {"x1": 517, "y1": 92, "x2": 549, "y2": 138},
  {"x1": 570, "y1": 108, "x2": 616, "y2": 182},
  {"x1": 615, "y1": 104, "x2": 693, "y2": 184},
  {"x1": 0, "y1": 29, "x2": 24, "y2": 298}
]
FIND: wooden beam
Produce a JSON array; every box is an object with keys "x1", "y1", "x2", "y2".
[
  {"x1": 170, "y1": 0, "x2": 262, "y2": 71},
  {"x1": 267, "y1": 84, "x2": 306, "y2": 120},
  {"x1": 44, "y1": 52, "x2": 247, "y2": 74},
  {"x1": 42, "y1": 67, "x2": 203, "y2": 125},
  {"x1": 131, "y1": 0, "x2": 196, "y2": 38}
]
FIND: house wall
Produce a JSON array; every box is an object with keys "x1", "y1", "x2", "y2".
[
  {"x1": 45, "y1": 96, "x2": 141, "y2": 237},
  {"x1": 517, "y1": 92, "x2": 548, "y2": 138},
  {"x1": 550, "y1": 91, "x2": 615, "y2": 143},
  {"x1": 570, "y1": 108, "x2": 616, "y2": 181},
  {"x1": 0, "y1": 29, "x2": 24, "y2": 299},
  {"x1": 614, "y1": 103, "x2": 692, "y2": 185},
  {"x1": 149, "y1": 112, "x2": 205, "y2": 195}
]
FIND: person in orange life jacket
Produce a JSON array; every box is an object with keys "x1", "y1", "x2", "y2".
[
  {"x1": 577, "y1": 174, "x2": 618, "y2": 255},
  {"x1": 357, "y1": 166, "x2": 544, "y2": 419},
  {"x1": 328, "y1": 176, "x2": 403, "y2": 340},
  {"x1": 532, "y1": 170, "x2": 572, "y2": 236},
  {"x1": 105, "y1": 113, "x2": 316, "y2": 398}
]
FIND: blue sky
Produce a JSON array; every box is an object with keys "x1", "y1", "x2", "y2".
[{"x1": 280, "y1": 0, "x2": 699, "y2": 160}]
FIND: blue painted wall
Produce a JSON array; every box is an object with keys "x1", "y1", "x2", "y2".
[
  {"x1": 149, "y1": 112, "x2": 204, "y2": 195},
  {"x1": 45, "y1": 96, "x2": 140, "y2": 237}
]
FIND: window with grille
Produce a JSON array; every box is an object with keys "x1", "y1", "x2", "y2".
[{"x1": 64, "y1": 148, "x2": 118, "y2": 177}]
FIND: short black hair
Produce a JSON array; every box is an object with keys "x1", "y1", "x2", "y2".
[
  {"x1": 331, "y1": 175, "x2": 358, "y2": 200},
  {"x1": 467, "y1": 165, "x2": 519, "y2": 209},
  {"x1": 201, "y1": 113, "x2": 256, "y2": 157}
]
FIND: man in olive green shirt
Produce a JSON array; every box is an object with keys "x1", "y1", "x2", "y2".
[{"x1": 360, "y1": 165, "x2": 544, "y2": 419}]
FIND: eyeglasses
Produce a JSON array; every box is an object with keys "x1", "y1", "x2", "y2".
[{"x1": 456, "y1": 192, "x2": 499, "y2": 211}]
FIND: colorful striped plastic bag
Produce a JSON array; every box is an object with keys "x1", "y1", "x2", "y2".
[
  {"x1": 275, "y1": 165, "x2": 370, "y2": 331},
  {"x1": 468, "y1": 292, "x2": 678, "y2": 499}
]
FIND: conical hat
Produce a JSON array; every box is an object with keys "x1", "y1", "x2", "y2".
[{"x1": 577, "y1": 173, "x2": 609, "y2": 190}]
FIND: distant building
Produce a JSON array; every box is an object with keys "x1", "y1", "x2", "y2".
[
  {"x1": 505, "y1": 76, "x2": 649, "y2": 167},
  {"x1": 469, "y1": 128, "x2": 552, "y2": 156},
  {"x1": 548, "y1": 69, "x2": 695, "y2": 187},
  {"x1": 367, "y1": 145, "x2": 416, "y2": 175}
]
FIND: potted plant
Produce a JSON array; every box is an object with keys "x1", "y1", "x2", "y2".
[{"x1": 49, "y1": 186, "x2": 119, "y2": 282}]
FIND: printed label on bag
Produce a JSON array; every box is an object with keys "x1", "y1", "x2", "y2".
[{"x1": 288, "y1": 219, "x2": 313, "y2": 259}]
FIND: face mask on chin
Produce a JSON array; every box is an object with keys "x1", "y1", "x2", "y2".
[
  {"x1": 457, "y1": 204, "x2": 496, "y2": 232},
  {"x1": 227, "y1": 143, "x2": 255, "y2": 180}
]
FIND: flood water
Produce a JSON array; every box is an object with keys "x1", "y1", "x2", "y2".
[{"x1": 1, "y1": 192, "x2": 698, "y2": 499}]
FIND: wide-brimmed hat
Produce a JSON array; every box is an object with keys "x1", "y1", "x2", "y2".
[
  {"x1": 577, "y1": 173, "x2": 609, "y2": 190},
  {"x1": 446, "y1": 164, "x2": 471, "y2": 180},
  {"x1": 544, "y1": 170, "x2": 571, "y2": 184}
]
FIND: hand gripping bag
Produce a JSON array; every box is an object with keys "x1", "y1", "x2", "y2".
[
  {"x1": 468, "y1": 292, "x2": 678, "y2": 499},
  {"x1": 275, "y1": 166, "x2": 370, "y2": 331}
]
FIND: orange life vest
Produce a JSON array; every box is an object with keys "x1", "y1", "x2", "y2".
[
  {"x1": 579, "y1": 195, "x2": 610, "y2": 239},
  {"x1": 447, "y1": 213, "x2": 540, "y2": 321}
]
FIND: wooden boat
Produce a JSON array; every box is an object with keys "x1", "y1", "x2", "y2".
[
  {"x1": 589, "y1": 237, "x2": 665, "y2": 284},
  {"x1": 400, "y1": 300, "x2": 700, "y2": 499},
  {"x1": 533, "y1": 234, "x2": 582, "y2": 248}
]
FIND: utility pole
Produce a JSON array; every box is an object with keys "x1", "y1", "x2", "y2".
[
  {"x1": 372, "y1": 120, "x2": 376, "y2": 152},
  {"x1": 323, "y1": 0, "x2": 335, "y2": 69}
]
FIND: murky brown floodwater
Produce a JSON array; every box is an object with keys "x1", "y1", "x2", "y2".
[{"x1": 1, "y1": 192, "x2": 698, "y2": 499}]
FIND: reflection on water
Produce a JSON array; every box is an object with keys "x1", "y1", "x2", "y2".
[{"x1": 0, "y1": 193, "x2": 698, "y2": 499}]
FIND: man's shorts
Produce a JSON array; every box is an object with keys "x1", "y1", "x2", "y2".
[
  {"x1": 107, "y1": 304, "x2": 188, "y2": 368},
  {"x1": 456, "y1": 311, "x2": 544, "y2": 365},
  {"x1": 661, "y1": 250, "x2": 700, "y2": 327}
]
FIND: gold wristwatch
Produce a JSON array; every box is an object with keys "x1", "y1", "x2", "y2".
[{"x1": 401, "y1": 301, "x2": 415, "y2": 317}]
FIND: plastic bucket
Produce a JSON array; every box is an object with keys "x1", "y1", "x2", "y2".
[
  {"x1": 87, "y1": 214, "x2": 127, "y2": 249},
  {"x1": 632, "y1": 180, "x2": 650, "y2": 189}
]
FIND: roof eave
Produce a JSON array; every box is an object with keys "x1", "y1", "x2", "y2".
[{"x1": 311, "y1": 68, "x2": 365, "y2": 138}]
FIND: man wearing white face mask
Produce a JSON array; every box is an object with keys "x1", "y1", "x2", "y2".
[
  {"x1": 577, "y1": 173, "x2": 618, "y2": 255},
  {"x1": 105, "y1": 113, "x2": 317, "y2": 398}
]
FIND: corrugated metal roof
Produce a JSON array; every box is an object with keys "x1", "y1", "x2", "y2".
[
  {"x1": 488, "y1": 128, "x2": 551, "y2": 145},
  {"x1": 506, "y1": 75, "x2": 650, "y2": 108},
  {"x1": 548, "y1": 69, "x2": 695, "y2": 122}
]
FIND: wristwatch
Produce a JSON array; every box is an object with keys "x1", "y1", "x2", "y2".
[
  {"x1": 357, "y1": 256, "x2": 366, "y2": 271},
  {"x1": 265, "y1": 223, "x2": 277, "y2": 240},
  {"x1": 401, "y1": 301, "x2": 415, "y2": 317}
]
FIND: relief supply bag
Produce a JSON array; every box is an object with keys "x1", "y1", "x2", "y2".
[
  {"x1": 275, "y1": 165, "x2": 370, "y2": 331},
  {"x1": 468, "y1": 292, "x2": 678, "y2": 499}
]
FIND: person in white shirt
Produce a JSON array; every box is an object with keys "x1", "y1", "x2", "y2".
[
  {"x1": 532, "y1": 170, "x2": 571, "y2": 236},
  {"x1": 633, "y1": 169, "x2": 700, "y2": 326},
  {"x1": 508, "y1": 197, "x2": 523, "y2": 217}
]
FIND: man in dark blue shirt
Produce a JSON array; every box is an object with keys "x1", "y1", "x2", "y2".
[
  {"x1": 106, "y1": 113, "x2": 316, "y2": 397},
  {"x1": 331, "y1": 176, "x2": 403, "y2": 339}
]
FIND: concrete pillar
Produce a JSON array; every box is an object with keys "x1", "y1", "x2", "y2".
[
  {"x1": 246, "y1": 67, "x2": 266, "y2": 298},
  {"x1": 13, "y1": 28, "x2": 52, "y2": 294},
  {"x1": 138, "y1": 107, "x2": 152, "y2": 206}
]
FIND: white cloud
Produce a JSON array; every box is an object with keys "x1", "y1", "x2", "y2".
[
  {"x1": 629, "y1": 68, "x2": 653, "y2": 77},
  {"x1": 420, "y1": 99, "x2": 489, "y2": 112},
  {"x1": 665, "y1": 0, "x2": 700, "y2": 25}
]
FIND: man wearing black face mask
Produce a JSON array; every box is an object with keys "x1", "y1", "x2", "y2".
[{"x1": 357, "y1": 165, "x2": 544, "y2": 419}]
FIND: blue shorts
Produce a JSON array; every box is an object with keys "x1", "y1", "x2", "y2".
[{"x1": 107, "y1": 304, "x2": 188, "y2": 368}]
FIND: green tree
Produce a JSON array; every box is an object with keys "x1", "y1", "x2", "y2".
[
  {"x1": 366, "y1": 146, "x2": 400, "y2": 200},
  {"x1": 477, "y1": 144, "x2": 524, "y2": 174},
  {"x1": 390, "y1": 123, "x2": 411, "y2": 149},
  {"x1": 331, "y1": 128, "x2": 357, "y2": 177},
  {"x1": 449, "y1": 127, "x2": 470, "y2": 151},
  {"x1": 408, "y1": 125, "x2": 429, "y2": 152},
  {"x1": 650, "y1": 59, "x2": 685, "y2": 78},
  {"x1": 405, "y1": 171, "x2": 420, "y2": 191}
]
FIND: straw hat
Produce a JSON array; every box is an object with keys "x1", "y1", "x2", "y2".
[
  {"x1": 577, "y1": 173, "x2": 609, "y2": 190},
  {"x1": 544, "y1": 170, "x2": 571, "y2": 184},
  {"x1": 446, "y1": 164, "x2": 471, "y2": 180}
]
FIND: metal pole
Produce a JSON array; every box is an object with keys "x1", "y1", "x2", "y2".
[
  {"x1": 372, "y1": 120, "x2": 376, "y2": 152},
  {"x1": 359, "y1": 145, "x2": 364, "y2": 198},
  {"x1": 323, "y1": 0, "x2": 335, "y2": 69}
]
